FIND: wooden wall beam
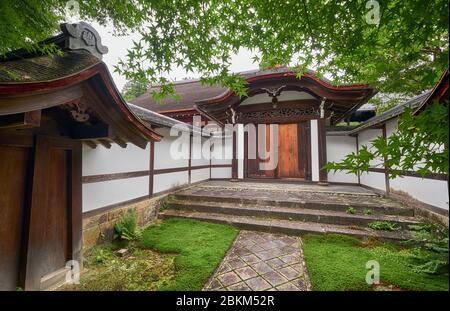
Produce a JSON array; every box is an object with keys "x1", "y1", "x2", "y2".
[{"x1": 0, "y1": 110, "x2": 41, "y2": 129}]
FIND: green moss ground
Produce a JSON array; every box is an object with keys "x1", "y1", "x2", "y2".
[
  {"x1": 139, "y1": 218, "x2": 238, "y2": 290},
  {"x1": 66, "y1": 218, "x2": 237, "y2": 291},
  {"x1": 302, "y1": 234, "x2": 449, "y2": 291}
]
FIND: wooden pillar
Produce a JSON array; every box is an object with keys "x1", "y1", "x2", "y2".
[
  {"x1": 244, "y1": 130, "x2": 248, "y2": 178},
  {"x1": 356, "y1": 134, "x2": 361, "y2": 184},
  {"x1": 305, "y1": 121, "x2": 312, "y2": 181},
  {"x1": 149, "y1": 141, "x2": 154, "y2": 197},
  {"x1": 231, "y1": 130, "x2": 238, "y2": 180},
  {"x1": 382, "y1": 123, "x2": 390, "y2": 194},
  {"x1": 188, "y1": 134, "x2": 192, "y2": 184},
  {"x1": 318, "y1": 118, "x2": 328, "y2": 184}
]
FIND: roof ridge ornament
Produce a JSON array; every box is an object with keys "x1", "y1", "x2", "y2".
[{"x1": 60, "y1": 22, "x2": 109, "y2": 59}]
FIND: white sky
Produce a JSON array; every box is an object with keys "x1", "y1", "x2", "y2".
[{"x1": 92, "y1": 22, "x2": 259, "y2": 92}]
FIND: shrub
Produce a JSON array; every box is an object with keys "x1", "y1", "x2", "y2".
[
  {"x1": 406, "y1": 224, "x2": 449, "y2": 275},
  {"x1": 113, "y1": 209, "x2": 142, "y2": 241},
  {"x1": 368, "y1": 221, "x2": 399, "y2": 231},
  {"x1": 346, "y1": 207, "x2": 357, "y2": 215},
  {"x1": 159, "y1": 195, "x2": 176, "y2": 212}
]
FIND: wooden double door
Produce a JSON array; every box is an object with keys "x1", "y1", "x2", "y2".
[
  {"x1": 246, "y1": 122, "x2": 311, "y2": 179},
  {"x1": 0, "y1": 134, "x2": 81, "y2": 290}
]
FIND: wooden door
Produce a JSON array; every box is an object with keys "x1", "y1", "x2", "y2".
[
  {"x1": 0, "y1": 135, "x2": 33, "y2": 290},
  {"x1": 245, "y1": 122, "x2": 310, "y2": 179},
  {"x1": 278, "y1": 124, "x2": 304, "y2": 178},
  {"x1": 23, "y1": 135, "x2": 81, "y2": 290},
  {"x1": 246, "y1": 124, "x2": 277, "y2": 178}
]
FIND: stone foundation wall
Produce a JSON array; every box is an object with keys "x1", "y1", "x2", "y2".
[
  {"x1": 389, "y1": 189, "x2": 449, "y2": 228},
  {"x1": 82, "y1": 194, "x2": 167, "y2": 248}
]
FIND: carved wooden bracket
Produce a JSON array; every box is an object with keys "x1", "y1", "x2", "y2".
[{"x1": 60, "y1": 22, "x2": 109, "y2": 59}]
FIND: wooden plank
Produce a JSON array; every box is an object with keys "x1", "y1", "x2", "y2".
[
  {"x1": 149, "y1": 141, "x2": 154, "y2": 197},
  {"x1": 0, "y1": 145, "x2": 30, "y2": 290},
  {"x1": 0, "y1": 85, "x2": 83, "y2": 116},
  {"x1": 82, "y1": 170, "x2": 149, "y2": 183},
  {"x1": 70, "y1": 123, "x2": 110, "y2": 140},
  {"x1": 382, "y1": 124, "x2": 390, "y2": 193},
  {"x1": 0, "y1": 110, "x2": 41, "y2": 129}
]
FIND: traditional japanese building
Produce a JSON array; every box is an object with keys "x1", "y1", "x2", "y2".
[{"x1": 0, "y1": 22, "x2": 448, "y2": 291}]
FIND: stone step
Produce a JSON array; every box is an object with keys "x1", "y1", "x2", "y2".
[
  {"x1": 159, "y1": 210, "x2": 413, "y2": 241},
  {"x1": 173, "y1": 193, "x2": 414, "y2": 216},
  {"x1": 169, "y1": 199, "x2": 420, "y2": 229}
]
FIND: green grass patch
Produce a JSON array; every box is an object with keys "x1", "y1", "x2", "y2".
[
  {"x1": 139, "y1": 218, "x2": 238, "y2": 290},
  {"x1": 302, "y1": 234, "x2": 449, "y2": 291}
]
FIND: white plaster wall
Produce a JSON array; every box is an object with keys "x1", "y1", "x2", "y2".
[
  {"x1": 154, "y1": 127, "x2": 189, "y2": 169},
  {"x1": 359, "y1": 171, "x2": 386, "y2": 192},
  {"x1": 390, "y1": 176, "x2": 449, "y2": 211},
  {"x1": 191, "y1": 168, "x2": 210, "y2": 183},
  {"x1": 326, "y1": 135, "x2": 358, "y2": 183},
  {"x1": 310, "y1": 120, "x2": 319, "y2": 182},
  {"x1": 357, "y1": 127, "x2": 387, "y2": 191},
  {"x1": 211, "y1": 167, "x2": 232, "y2": 179},
  {"x1": 82, "y1": 176, "x2": 149, "y2": 212},
  {"x1": 211, "y1": 134, "x2": 233, "y2": 165},
  {"x1": 82, "y1": 143, "x2": 149, "y2": 176},
  {"x1": 358, "y1": 128, "x2": 384, "y2": 167},
  {"x1": 385, "y1": 117, "x2": 448, "y2": 211},
  {"x1": 192, "y1": 135, "x2": 210, "y2": 166},
  {"x1": 385, "y1": 118, "x2": 397, "y2": 138},
  {"x1": 153, "y1": 171, "x2": 189, "y2": 194}
]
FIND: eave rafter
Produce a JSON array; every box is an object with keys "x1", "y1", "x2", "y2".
[
  {"x1": 0, "y1": 63, "x2": 162, "y2": 149},
  {"x1": 194, "y1": 71, "x2": 376, "y2": 125}
]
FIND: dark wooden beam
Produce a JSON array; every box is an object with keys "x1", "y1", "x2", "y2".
[
  {"x1": 149, "y1": 141, "x2": 155, "y2": 197},
  {"x1": 0, "y1": 110, "x2": 41, "y2": 129},
  {"x1": 97, "y1": 139, "x2": 111, "y2": 149},
  {"x1": 83, "y1": 141, "x2": 97, "y2": 149},
  {"x1": 382, "y1": 124, "x2": 390, "y2": 194},
  {"x1": 231, "y1": 131, "x2": 238, "y2": 180},
  {"x1": 70, "y1": 123, "x2": 110, "y2": 140},
  {"x1": 0, "y1": 85, "x2": 83, "y2": 116},
  {"x1": 113, "y1": 136, "x2": 127, "y2": 148}
]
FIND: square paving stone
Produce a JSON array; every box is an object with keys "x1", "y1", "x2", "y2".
[
  {"x1": 245, "y1": 276, "x2": 272, "y2": 291},
  {"x1": 227, "y1": 258, "x2": 247, "y2": 269},
  {"x1": 241, "y1": 254, "x2": 261, "y2": 264},
  {"x1": 227, "y1": 282, "x2": 252, "y2": 291},
  {"x1": 252, "y1": 262, "x2": 273, "y2": 275},
  {"x1": 276, "y1": 282, "x2": 301, "y2": 291},
  {"x1": 208, "y1": 279, "x2": 223, "y2": 290},
  {"x1": 290, "y1": 263, "x2": 304, "y2": 274},
  {"x1": 218, "y1": 272, "x2": 241, "y2": 286},
  {"x1": 277, "y1": 266, "x2": 299, "y2": 280},
  {"x1": 255, "y1": 250, "x2": 279, "y2": 261},
  {"x1": 279, "y1": 253, "x2": 300, "y2": 264},
  {"x1": 234, "y1": 266, "x2": 258, "y2": 280},
  {"x1": 262, "y1": 270, "x2": 289, "y2": 287},
  {"x1": 291, "y1": 278, "x2": 308, "y2": 290},
  {"x1": 259, "y1": 241, "x2": 277, "y2": 251},
  {"x1": 246, "y1": 244, "x2": 264, "y2": 253},
  {"x1": 266, "y1": 258, "x2": 285, "y2": 269},
  {"x1": 216, "y1": 263, "x2": 231, "y2": 275}
]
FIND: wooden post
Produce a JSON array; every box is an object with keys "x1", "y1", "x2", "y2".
[
  {"x1": 318, "y1": 118, "x2": 328, "y2": 184},
  {"x1": 149, "y1": 141, "x2": 154, "y2": 197},
  {"x1": 382, "y1": 124, "x2": 390, "y2": 194},
  {"x1": 231, "y1": 131, "x2": 238, "y2": 180},
  {"x1": 188, "y1": 134, "x2": 192, "y2": 184}
]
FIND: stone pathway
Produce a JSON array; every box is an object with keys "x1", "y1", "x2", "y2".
[{"x1": 203, "y1": 231, "x2": 310, "y2": 291}]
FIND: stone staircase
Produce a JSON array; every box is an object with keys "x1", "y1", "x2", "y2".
[{"x1": 158, "y1": 181, "x2": 422, "y2": 241}]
